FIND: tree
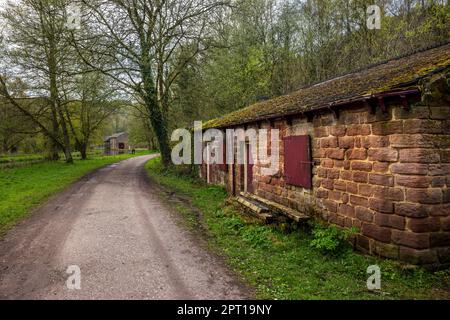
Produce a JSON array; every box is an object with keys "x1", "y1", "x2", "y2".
[
  {"x1": 0, "y1": 78, "x2": 35, "y2": 154},
  {"x1": 74, "y1": 0, "x2": 227, "y2": 166},
  {"x1": 0, "y1": 100, "x2": 36, "y2": 154},
  {"x1": 0, "y1": 0, "x2": 75, "y2": 162},
  {"x1": 62, "y1": 72, "x2": 121, "y2": 159},
  {"x1": 128, "y1": 108, "x2": 158, "y2": 150},
  {"x1": 169, "y1": 0, "x2": 449, "y2": 129}
]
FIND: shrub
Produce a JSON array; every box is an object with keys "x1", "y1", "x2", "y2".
[{"x1": 309, "y1": 221, "x2": 358, "y2": 255}]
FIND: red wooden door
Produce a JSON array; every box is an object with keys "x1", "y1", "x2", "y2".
[{"x1": 247, "y1": 142, "x2": 254, "y2": 193}]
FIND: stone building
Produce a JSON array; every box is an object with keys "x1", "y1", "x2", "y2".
[
  {"x1": 199, "y1": 44, "x2": 450, "y2": 267},
  {"x1": 104, "y1": 132, "x2": 129, "y2": 155}
]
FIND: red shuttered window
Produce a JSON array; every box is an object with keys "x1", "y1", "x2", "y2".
[{"x1": 283, "y1": 135, "x2": 312, "y2": 189}]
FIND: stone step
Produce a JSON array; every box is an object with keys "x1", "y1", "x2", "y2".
[{"x1": 241, "y1": 192, "x2": 310, "y2": 222}]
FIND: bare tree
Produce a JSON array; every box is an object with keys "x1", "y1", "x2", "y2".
[{"x1": 74, "y1": 0, "x2": 227, "y2": 166}]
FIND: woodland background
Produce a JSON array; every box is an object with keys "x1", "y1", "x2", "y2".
[{"x1": 0, "y1": 0, "x2": 448, "y2": 163}]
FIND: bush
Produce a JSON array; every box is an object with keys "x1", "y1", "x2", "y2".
[
  {"x1": 435, "y1": 268, "x2": 450, "y2": 285},
  {"x1": 309, "y1": 221, "x2": 358, "y2": 255}
]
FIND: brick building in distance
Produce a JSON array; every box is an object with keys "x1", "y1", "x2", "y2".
[
  {"x1": 200, "y1": 44, "x2": 450, "y2": 267},
  {"x1": 104, "y1": 132, "x2": 129, "y2": 155}
]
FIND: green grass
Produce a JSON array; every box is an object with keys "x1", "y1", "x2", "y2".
[
  {"x1": 0, "y1": 154, "x2": 46, "y2": 164},
  {"x1": 0, "y1": 151, "x2": 104, "y2": 169},
  {"x1": 0, "y1": 150, "x2": 113, "y2": 165},
  {"x1": 145, "y1": 157, "x2": 450, "y2": 300},
  {"x1": 0, "y1": 150, "x2": 152, "y2": 235}
]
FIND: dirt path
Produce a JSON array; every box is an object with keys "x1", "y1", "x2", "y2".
[{"x1": 0, "y1": 155, "x2": 251, "y2": 300}]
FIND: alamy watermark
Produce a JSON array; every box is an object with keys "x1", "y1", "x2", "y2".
[
  {"x1": 367, "y1": 5, "x2": 382, "y2": 30},
  {"x1": 66, "y1": 265, "x2": 81, "y2": 290},
  {"x1": 171, "y1": 121, "x2": 280, "y2": 176},
  {"x1": 65, "y1": 3, "x2": 81, "y2": 30},
  {"x1": 367, "y1": 265, "x2": 381, "y2": 291}
]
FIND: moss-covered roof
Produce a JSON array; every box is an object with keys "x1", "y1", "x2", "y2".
[{"x1": 204, "y1": 43, "x2": 450, "y2": 129}]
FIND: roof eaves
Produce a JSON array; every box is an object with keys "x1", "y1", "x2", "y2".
[{"x1": 205, "y1": 88, "x2": 421, "y2": 130}]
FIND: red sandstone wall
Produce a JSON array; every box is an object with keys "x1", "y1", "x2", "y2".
[
  {"x1": 310, "y1": 103, "x2": 449, "y2": 266},
  {"x1": 202, "y1": 77, "x2": 450, "y2": 266}
]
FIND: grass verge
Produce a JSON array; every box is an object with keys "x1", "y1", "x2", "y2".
[
  {"x1": 0, "y1": 150, "x2": 153, "y2": 235},
  {"x1": 145, "y1": 157, "x2": 450, "y2": 300}
]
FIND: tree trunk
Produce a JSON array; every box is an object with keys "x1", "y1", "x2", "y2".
[
  {"x1": 48, "y1": 34, "x2": 73, "y2": 164},
  {"x1": 47, "y1": 97, "x2": 61, "y2": 161},
  {"x1": 147, "y1": 137, "x2": 156, "y2": 151},
  {"x1": 1, "y1": 138, "x2": 8, "y2": 155},
  {"x1": 141, "y1": 54, "x2": 171, "y2": 166},
  {"x1": 58, "y1": 108, "x2": 73, "y2": 164},
  {"x1": 146, "y1": 99, "x2": 171, "y2": 166},
  {"x1": 48, "y1": 139, "x2": 60, "y2": 161},
  {"x1": 80, "y1": 143, "x2": 88, "y2": 160}
]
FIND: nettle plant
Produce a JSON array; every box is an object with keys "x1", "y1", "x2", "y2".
[{"x1": 309, "y1": 221, "x2": 359, "y2": 255}]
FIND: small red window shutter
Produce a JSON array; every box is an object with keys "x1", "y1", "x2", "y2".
[{"x1": 283, "y1": 135, "x2": 312, "y2": 189}]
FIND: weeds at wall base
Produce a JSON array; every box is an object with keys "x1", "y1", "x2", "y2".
[{"x1": 145, "y1": 157, "x2": 450, "y2": 300}]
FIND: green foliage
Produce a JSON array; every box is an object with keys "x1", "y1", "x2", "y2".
[
  {"x1": 241, "y1": 226, "x2": 272, "y2": 248},
  {"x1": 309, "y1": 221, "x2": 358, "y2": 255},
  {"x1": 170, "y1": 0, "x2": 450, "y2": 131},
  {"x1": 145, "y1": 157, "x2": 450, "y2": 300},
  {"x1": 222, "y1": 215, "x2": 245, "y2": 232},
  {"x1": 435, "y1": 268, "x2": 450, "y2": 286}
]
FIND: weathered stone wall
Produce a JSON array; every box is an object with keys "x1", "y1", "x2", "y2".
[
  {"x1": 200, "y1": 162, "x2": 227, "y2": 186},
  {"x1": 202, "y1": 76, "x2": 450, "y2": 266},
  {"x1": 312, "y1": 103, "x2": 449, "y2": 266}
]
